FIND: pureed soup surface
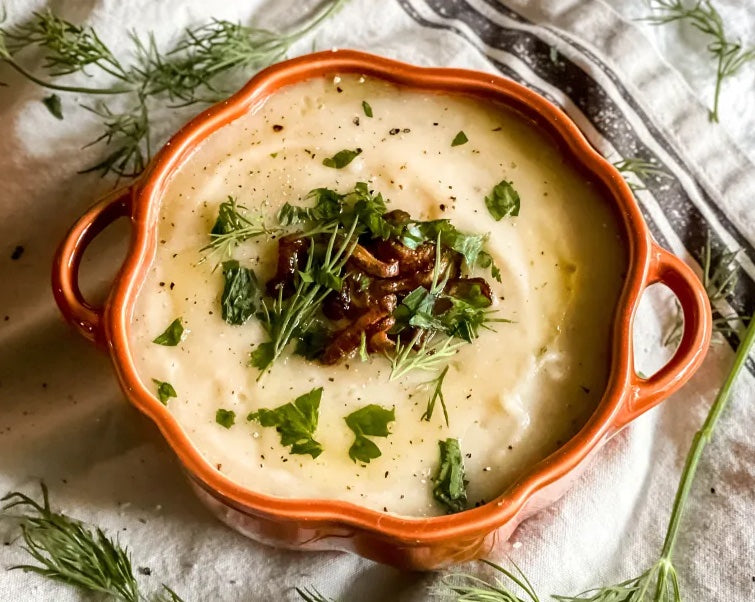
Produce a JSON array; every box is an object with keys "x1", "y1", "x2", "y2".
[{"x1": 130, "y1": 73, "x2": 626, "y2": 517}]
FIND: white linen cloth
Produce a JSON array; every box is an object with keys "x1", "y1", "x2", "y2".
[{"x1": 0, "y1": 0, "x2": 753, "y2": 600}]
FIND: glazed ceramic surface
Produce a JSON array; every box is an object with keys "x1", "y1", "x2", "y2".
[{"x1": 53, "y1": 50, "x2": 711, "y2": 569}]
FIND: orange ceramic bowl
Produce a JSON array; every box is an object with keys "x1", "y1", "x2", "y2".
[{"x1": 52, "y1": 50, "x2": 712, "y2": 570}]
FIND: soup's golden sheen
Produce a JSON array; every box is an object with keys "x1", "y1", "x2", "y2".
[{"x1": 130, "y1": 74, "x2": 626, "y2": 517}]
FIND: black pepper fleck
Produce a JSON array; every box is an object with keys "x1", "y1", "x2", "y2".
[
  {"x1": 272, "y1": 124, "x2": 283, "y2": 132},
  {"x1": 10, "y1": 245, "x2": 24, "y2": 260}
]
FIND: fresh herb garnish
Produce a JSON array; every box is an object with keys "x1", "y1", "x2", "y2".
[
  {"x1": 220, "y1": 260, "x2": 259, "y2": 325},
  {"x1": 451, "y1": 130, "x2": 468, "y2": 146},
  {"x1": 151, "y1": 379, "x2": 177, "y2": 405},
  {"x1": 152, "y1": 318, "x2": 183, "y2": 346},
  {"x1": 294, "y1": 322, "x2": 332, "y2": 360},
  {"x1": 344, "y1": 404, "x2": 395, "y2": 464},
  {"x1": 664, "y1": 232, "x2": 749, "y2": 347},
  {"x1": 236, "y1": 182, "x2": 504, "y2": 378},
  {"x1": 0, "y1": 2, "x2": 348, "y2": 178},
  {"x1": 42, "y1": 93, "x2": 63, "y2": 119},
  {"x1": 358, "y1": 331, "x2": 369, "y2": 362},
  {"x1": 389, "y1": 240, "x2": 508, "y2": 380},
  {"x1": 322, "y1": 147, "x2": 362, "y2": 169},
  {"x1": 361, "y1": 100, "x2": 373, "y2": 117},
  {"x1": 437, "y1": 560, "x2": 539, "y2": 601},
  {"x1": 249, "y1": 341, "x2": 275, "y2": 371},
  {"x1": 248, "y1": 387, "x2": 323, "y2": 458},
  {"x1": 252, "y1": 219, "x2": 360, "y2": 375},
  {"x1": 0, "y1": 483, "x2": 185, "y2": 602},
  {"x1": 613, "y1": 157, "x2": 672, "y2": 191},
  {"x1": 433, "y1": 438, "x2": 467, "y2": 513},
  {"x1": 215, "y1": 409, "x2": 236, "y2": 429},
  {"x1": 485, "y1": 180, "x2": 520, "y2": 220},
  {"x1": 642, "y1": 0, "x2": 755, "y2": 122},
  {"x1": 201, "y1": 196, "x2": 274, "y2": 263},
  {"x1": 421, "y1": 366, "x2": 449, "y2": 425}
]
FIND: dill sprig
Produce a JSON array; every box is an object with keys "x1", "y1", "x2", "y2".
[
  {"x1": 421, "y1": 365, "x2": 450, "y2": 425},
  {"x1": 390, "y1": 333, "x2": 466, "y2": 381},
  {"x1": 642, "y1": 0, "x2": 755, "y2": 122},
  {"x1": 664, "y1": 232, "x2": 748, "y2": 347},
  {"x1": 436, "y1": 559, "x2": 540, "y2": 602},
  {"x1": 200, "y1": 196, "x2": 277, "y2": 264},
  {"x1": 0, "y1": 1, "x2": 348, "y2": 178},
  {"x1": 0, "y1": 483, "x2": 185, "y2": 602},
  {"x1": 613, "y1": 157, "x2": 672, "y2": 191},
  {"x1": 254, "y1": 218, "x2": 360, "y2": 377}
]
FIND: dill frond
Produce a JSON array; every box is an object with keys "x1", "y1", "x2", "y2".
[
  {"x1": 663, "y1": 232, "x2": 748, "y2": 347},
  {"x1": 613, "y1": 157, "x2": 672, "y2": 191},
  {"x1": 643, "y1": 0, "x2": 755, "y2": 122},
  {"x1": 437, "y1": 559, "x2": 541, "y2": 602},
  {"x1": 0, "y1": 1, "x2": 349, "y2": 177},
  {"x1": 1, "y1": 483, "x2": 141, "y2": 602}
]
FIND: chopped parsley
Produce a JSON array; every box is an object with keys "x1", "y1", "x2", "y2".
[
  {"x1": 151, "y1": 379, "x2": 176, "y2": 405},
  {"x1": 248, "y1": 387, "x2": 323, "y2": 458},
  {"x1": 433, "y1": 438, "x2": 468, "y2": 513},
  {"x1": 362, "y1": 100, "x2": 373, "y2": 117},
  {"x1": 249, "y1": 341, "x2": 275, "y2": 371},
  {"x1": 344, "y1": 404, "x2": 395, "y2": 464},
  {"x1": 485, "y1": 180, "x2": 520, "y2": 220},
  {"x1": 220, "y1": 260, "x2": 259, "y2": 325},
  {"x1": 152, "y1": 318, "x2": 184, "y2": 346},
  {"x1": 322, "y1": 148, "x2": 362, "y2": 169},
  {"x1": 451, "y1": 130, "x2": 468, "y2": 146},
  {"x1": 42, "y1": 94, "x2": 63, "y2": 119},
  {"x1": 215, "y1": 409, "x2": 236, "y2": 429}
]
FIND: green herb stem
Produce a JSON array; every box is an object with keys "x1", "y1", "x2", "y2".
[
  {"x1": 658, "y1": 311, "x2": 755, "y2": 565},
  {"x1": 1, "y1": 58, "x2": 131, "y2": 94}
]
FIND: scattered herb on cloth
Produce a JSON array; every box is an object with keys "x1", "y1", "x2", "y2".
[
  {"x1": 0, "y1": 484, "x2": 185, "y2": 602},
  {"x1": 0, "y1": 1, "x2": 348, "y2": 178},
  {"x1": 643, "y1": 0, "x2": 755, "y2": 123}
]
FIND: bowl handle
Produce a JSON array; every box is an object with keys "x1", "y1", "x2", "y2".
[
  {"x1": 616, "y1": 243, "x2": 712, "y2": 430},
  {"x1": 51, "y1": 186, "x2": 132, "y2": 344}
]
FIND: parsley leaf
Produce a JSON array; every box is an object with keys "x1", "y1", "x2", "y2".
[
  {"x1": 278, "y1": 187, "x2": 343, "y2": 226},
  {"x1": 485, "y1": 180, "x2": 520, "y2": 220},
  {"x1": 362, "y1": 100, "x2": 373, "y2": 117},
  {"x1": 152, "y1": 318, "x2": 184, "y2": 346},
  {"x1": 433, "y1": 438, "x2": 467, "y2": 513},
  {"x1": 42, "y1": 94, "x2": 63, "y2": 119},
  {"x1": 344, "y1": 404, "x2": 395, "y2": 463},
  {"x1": 220, "y1": 260, "x2": 259, "y2": 325},
  {"x1": 248, "y1": 388, "x2": 323, "y2": 458},
  {"x1": 215, "y1": 409, "x2": 236, "y2": 429},
  {"x1": 151, "y1": 379, "x2": 176, "y2": 405},
  {"x1": 294, "y1": 322, "x2": 332, "y2": 360},
  {"x1": 322, "y1": 148, "x2": 362, "y2": 169},
  {"x1": 250, "y1": 342, "x2": 275, "y2": 371},
  {"x1": 477, "y1": 250, "x2": 502, "y2": 282},
  {"x1": 451, "y1": 130, "x2": 468, "y2": 146}
]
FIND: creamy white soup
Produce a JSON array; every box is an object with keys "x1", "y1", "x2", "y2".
[{"x1": 130, "y1": 73, "x2": 626, "y2": 517}]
